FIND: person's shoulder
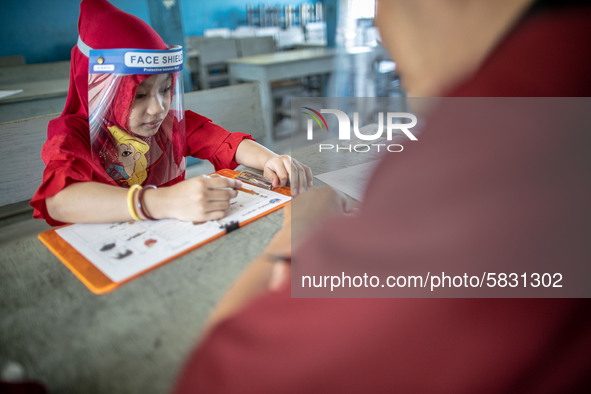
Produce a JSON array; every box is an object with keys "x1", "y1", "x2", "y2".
[
  {"x1": 449, "y1": 2, "x2": 591, "y2": 97},
  {"x1": 184, "y1": 110, "x2": 212, "y2": 127}
]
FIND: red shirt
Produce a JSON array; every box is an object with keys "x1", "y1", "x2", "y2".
[{"x1": 30, "y1": 109, "x2": 252, "y2": 226}]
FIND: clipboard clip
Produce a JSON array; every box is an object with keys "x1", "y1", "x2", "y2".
[
  {"x1": 220, "y1": 220, "x2": 240, "y2": 233},
  {"x1": 236, "y1": 170, "x2": 273, "y2": 190}
]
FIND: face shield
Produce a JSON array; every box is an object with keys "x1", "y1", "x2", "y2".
[{"x1": 88, "y1": 45, "x2": 186, "y2": 187}]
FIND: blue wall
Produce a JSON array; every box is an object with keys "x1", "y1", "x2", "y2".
[
  {"x1": 0, "y1": 0, "x2": 316, "y2": 64},
  {"x1": 0, "y1": 0, "x2": 149, "y2": 64},
  {"x1": 181, "y1": 0, "x2": 298, "y2": 35}
]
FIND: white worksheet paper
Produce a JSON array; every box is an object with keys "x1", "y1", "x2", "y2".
[
  {"x1": 314, "y1": 161, "x2": 379, "y2": 201},
  {"x1": 56, "y1": 182, "x2": 290, "y2": 282}
]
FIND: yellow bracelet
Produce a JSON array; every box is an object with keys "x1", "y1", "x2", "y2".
[{"x1": 127, "y1": 184, "x2": 143, "y2": 221}]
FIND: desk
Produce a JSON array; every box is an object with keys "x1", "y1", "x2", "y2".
[
  {"x1": 0, "y1": 172, "x2": 282, "y2": 393},
  {"x1": 0, "y1": 61, "x2": 70, "y2": 85},
  {"x1": 0, "y1": 139, "x2": 380, "y2": 393},
  {"x1": 0, "y1": 79, "x2": 69, "y2": 104},
  {"x1": 293, "y1": 41, "x2": 327, "y2": 49},
  {"x1": 0, "y1": 78, "x2": 69, "y2": 122},
  {"x1": 227, "y1": 48, "x2": 337, "y2": 146},
  {"x1": 227, "y1": 48, "x2": 374, "y2": 147}
]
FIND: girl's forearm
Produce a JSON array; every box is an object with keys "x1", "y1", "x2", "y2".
[
  {"x1": 46, "y1": 182, "x2": 132, "y2": 223},
  {"x1": 234, "y1": 139, "x2": 277, "y2": 170},
  {"x1": 45, "y1": 176, "x2": 240, "y2": 224}
]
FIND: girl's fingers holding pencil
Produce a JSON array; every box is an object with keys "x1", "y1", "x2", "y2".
[
  {"x1": 154, "y1": 176, "x2": 239, "y2": 221},
  {"x1": 203, "y1": 174, "x2": 242, "y2": 190},
  {"x1": 202, "y1": 200, "x2": 232, "y2": 213},
  {"x1": 206, "y1": 188, "x2": 238, "y2": 201}
]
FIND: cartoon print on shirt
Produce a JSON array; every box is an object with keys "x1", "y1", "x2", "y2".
[{"x1": 106, "y1": 125, "x2": 150, "y2": 186}]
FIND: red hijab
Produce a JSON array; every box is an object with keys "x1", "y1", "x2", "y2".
[
  {"x1": 65, "y1": 0, "x2": 168, "y2": 122},
  {"x1": 64, "y1": 0, "x2": 182, "y2": 187}
]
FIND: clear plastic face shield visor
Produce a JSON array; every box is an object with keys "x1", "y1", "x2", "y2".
[{"x1": 87, "y1": 45, "x2": 186, "y2": 187}]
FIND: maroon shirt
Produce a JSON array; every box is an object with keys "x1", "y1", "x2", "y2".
[{"x1": 174, "y1": 4, "x2": 591, "y2": 393}]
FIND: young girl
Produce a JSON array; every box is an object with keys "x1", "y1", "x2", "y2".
[{"x1": 31, "y1": 0, "x2": 312, "y2": 226}]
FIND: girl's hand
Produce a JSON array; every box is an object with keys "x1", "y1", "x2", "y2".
[
  {"x1": 146, "y1": 175, "x2": 241, "y2": 222},
  {"x1": 262, "y1": 155, "x2": 313, "y2": 196}
]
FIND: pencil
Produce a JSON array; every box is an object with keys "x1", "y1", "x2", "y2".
[{"x1": 237, "y1": 187, "x2": 255, "y2": 195}]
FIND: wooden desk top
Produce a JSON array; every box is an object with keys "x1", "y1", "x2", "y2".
[
  {"x1": 0, "y1": 78, "x2": 69, "y2": 104},
  {"x1": 226, "y1": 47, "x2": 375, "y2": 67},
  {"x1": 226, "y1": 48, "x2": 336, "y2": 66},
  {"x1": 293, "y1": 41, "x2": 328, "y2": 49},
  {"x1": 0, "y1": 138, "x2": 381, "y2": 393},
  {"x1": 0, "y1": 60, "x2": 70, "y2": 85},
  {"x1": 0, "y1": 170, "x2": 284, "y2": 393}
]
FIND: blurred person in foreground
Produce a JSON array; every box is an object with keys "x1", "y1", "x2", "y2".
[{"x1": 174, "y1": 0, "x2": 591, "y2": 392}]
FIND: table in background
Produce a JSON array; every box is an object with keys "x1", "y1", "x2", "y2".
[
  {"x1": 0, "y1": 78, "x2": 68, "y2": 123},
  {"x1": 0, "y1": 60, "x2": 70, "y2": 122},
  {"x1": 0, "y1": 61, "x2": 70, "y2": 85},
  {"x1": 227, "y1": 47, "x2": 375, "y2": 146},
  {"x1": 227, "y1": 48, "x2": 333, "y2": 146}
]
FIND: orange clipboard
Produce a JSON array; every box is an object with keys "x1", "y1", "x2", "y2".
[{"x1": 38, "y1": 169, "x2": 291, "y2": 295}]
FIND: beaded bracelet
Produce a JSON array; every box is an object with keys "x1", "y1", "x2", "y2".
[
  {"x1": 127, "y1": 184, "x2": 142, "y2": 221},
  {"x1": 137, "y1": 185, "x2": 157, "y2": 220}
]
